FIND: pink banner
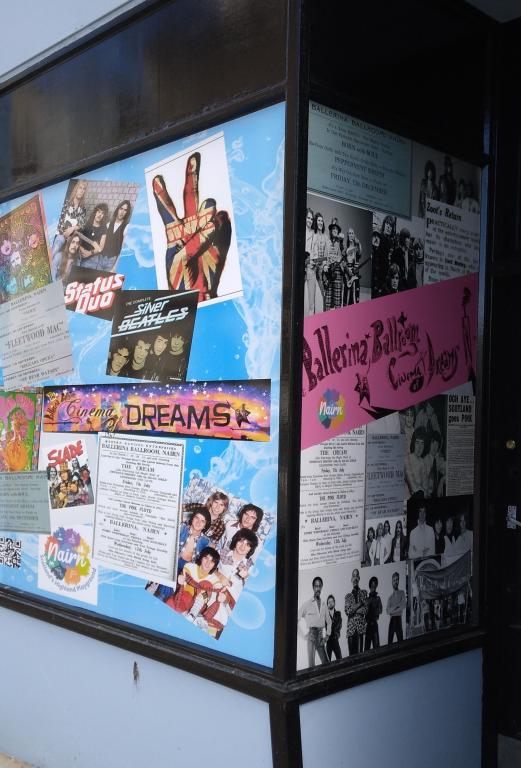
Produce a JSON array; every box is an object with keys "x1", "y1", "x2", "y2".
[{"x1": 301, "y1": 273, "x2": 478, "y2": 449}]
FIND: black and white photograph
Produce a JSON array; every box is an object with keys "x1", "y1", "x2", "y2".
[
  {"x1": 371, "y1": 212, "x2": 425, "y2": 298},
  {"x1": 412, "y1": 143, "x2": 481, "y2": 219},
  {"x1": 362, "y1": 514, "x2": 407, "y2": 568},
  {"x1": 407, "y1": 550, "x2": 472, "y2": 639},
  {"x1": 304, "y1": 192, "x2": 372, "y2": 316},
  {"x1": 405, "y1": 494, "x2": 473, "y2": 564},
  {"x1": 401, "y1": 395, "x2": 448, "y2": 501},
  {"x1": 106, "y1": 289, "x2": 198, "y2": 383},
  {"x1": 297, "y1": 560, "x2": 407, "y2": 670}
]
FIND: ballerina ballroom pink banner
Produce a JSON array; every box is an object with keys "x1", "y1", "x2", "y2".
[{"x1": 301, "y1": 272, "x2": 478, "y2": 449}]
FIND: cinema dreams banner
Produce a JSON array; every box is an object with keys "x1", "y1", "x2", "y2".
[
  {"x1": 43, "y1": 381, "x2": 271, "y2": 441},
  {"x1": 301, "y1": 272, "x2": 478, "y2": 450}
]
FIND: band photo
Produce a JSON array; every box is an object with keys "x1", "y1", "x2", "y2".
[
  {"x1": 305, "y1": 192, "x2": 372, "y2": 316},
  {"x1": 406, "y1": 494, "x2": 473, "y2": 564},
  {"x1": 401, "y1": 395, "x2": 448, "y2": 501},
  {"x1": 297, "y1": 561, "x2": 406, "y2": 670},
  {"x1": 362, "y1": 514, "x2": 407, "y2": 568},
  {"x1": 371, "y1": 212, "x2": 426, "y2": 298},
  {"x1": 146, "y1": 473, "x2": 273, "y2": 640},
  {"x1": 412, "y1": 142, "x2": 481, "y2": 218},
  {"x1": 50, "y1": 178, "x2": 140, "y2": 283}
]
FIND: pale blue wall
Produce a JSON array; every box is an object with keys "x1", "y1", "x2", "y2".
[
  {"x1": 0, "y1": 607, "x2": 273, "y2": 768},
  {"x1": 300, "y1": 649, "x2": 482, "y2": 768}
]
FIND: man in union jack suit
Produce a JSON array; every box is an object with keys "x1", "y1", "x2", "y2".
[{"x1": 152, "y1": 152, "x2": 231, "y2": 302}]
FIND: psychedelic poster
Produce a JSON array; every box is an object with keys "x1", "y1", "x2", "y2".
[
  {"x1": 0, "y1": 195, "x2": 51, "y2": 303},
  {"x1": 0, "y1": 390, "x2": 42, "y2": 472}
]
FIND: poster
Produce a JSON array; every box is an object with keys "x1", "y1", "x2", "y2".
[
  {"x1": 301, "y1": 271, "x2": 478, "y2": 450},
  {"x1": 147, "y1": 474, "x2": 273, "y2": 640},
  {"x1": 93, "y1": 433, "x2": 185, "y2": 583},
  {"x1": 43, "y1": 381, "x2": 271, "y2": 441},
  {"x1": 49, "y1": 178, "x2": 139, "y2": 283},
  {"x1": 145, "y1": 132, "x2": 242, "y2": 305},
  {"x1": 307, "y1": 102, "x2": 412, "y2": 217},
  {"x1": 299, "y1": 429, "x2": 366, "y2": 568},
  {"x1": 364, "y1": 432, "x2": 404, "y2": 520},
  {"x1": 38, "y1": 432, "x2": 97, "y2": 528},
  {"x1": 0, "y1": 472, "x2": 50, "y2": 533},
  {"x1": 0, "y1": 281, "x2": 74, "y2": 388},
  {"x1": 106, "y1": 290, "x2": 198, "y2": 382},
  {"x1": 0, "y1": 194, "x2": 52, "y2": 303},
  {"x1": 0, "y1": 389, "x2": 42, "y2": 472}
]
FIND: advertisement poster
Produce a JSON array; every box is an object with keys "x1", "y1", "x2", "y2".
[
  {"x1": 301, "y1": 271, "x2": 478, "y2": 450},
  {"x1": 0, "y1": 103, "x2": 284, "y2": 668},
  {"x1": 145, "y1": 132, "x2": 241, "y2": 305},
  {"x1": 299, "y1": 429, "x2": 366, "y2": 568},
  {"x1": 38, "y1": 432, "x2": 97, "y2": 528},
  {"x1": 0, "y1": 281, "x2": 74, "y2": 389},
  {"x1": 93, "y1": 433, "x2": 185, "y2": 584},
  {"x1": 0, "y1": 472, "x2": 50, "y2": 533},
  {"x1": 0, "y1": 389, "x2": 42, "y2": 471},
  {"x1": 38, "y1": 524, "x2": 98, "y2": 606},
  {"x1": 43, "y1": 381, "x2": 271, "y2": 441},
  {"x1": 307, "y1": 102, "x2": 412, "y2": 217},
  {"x1": 0, "y1": 194, "x2": 52, "y2": 303},
  {"x1": 364, "y1": 432, "x2": 404, "y2": 520},
  {"x1": 106, "y1": 290, "x2": 198, "y2": 382}
]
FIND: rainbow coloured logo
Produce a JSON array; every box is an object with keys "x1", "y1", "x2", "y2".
[
  {"x1": 43, "y1": 527, "x2": 92, "y2": 585},
  {"x1": 317, "y1": 389, "x2": 345, "y2": 429}
]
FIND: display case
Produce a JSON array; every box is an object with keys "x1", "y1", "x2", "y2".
[{"x1": 0, "y1": 2, "x2": 493, "y2": 766}]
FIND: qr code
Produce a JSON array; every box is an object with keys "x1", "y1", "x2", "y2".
[{"x1": 0, "y1": 537, "x2": 22, "y2": 569}]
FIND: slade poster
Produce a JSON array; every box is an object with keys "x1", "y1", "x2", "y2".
[{"x1": 38, "y1": 432, "x2": 97, "y2": 528}]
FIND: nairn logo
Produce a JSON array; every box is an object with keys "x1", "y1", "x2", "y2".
[
  {"x1": 317, "y1": 390, "x2": 345, "y2": 429},
  {"x1": 43, "y1": 527, "x2": 92, "y2": 585}
]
